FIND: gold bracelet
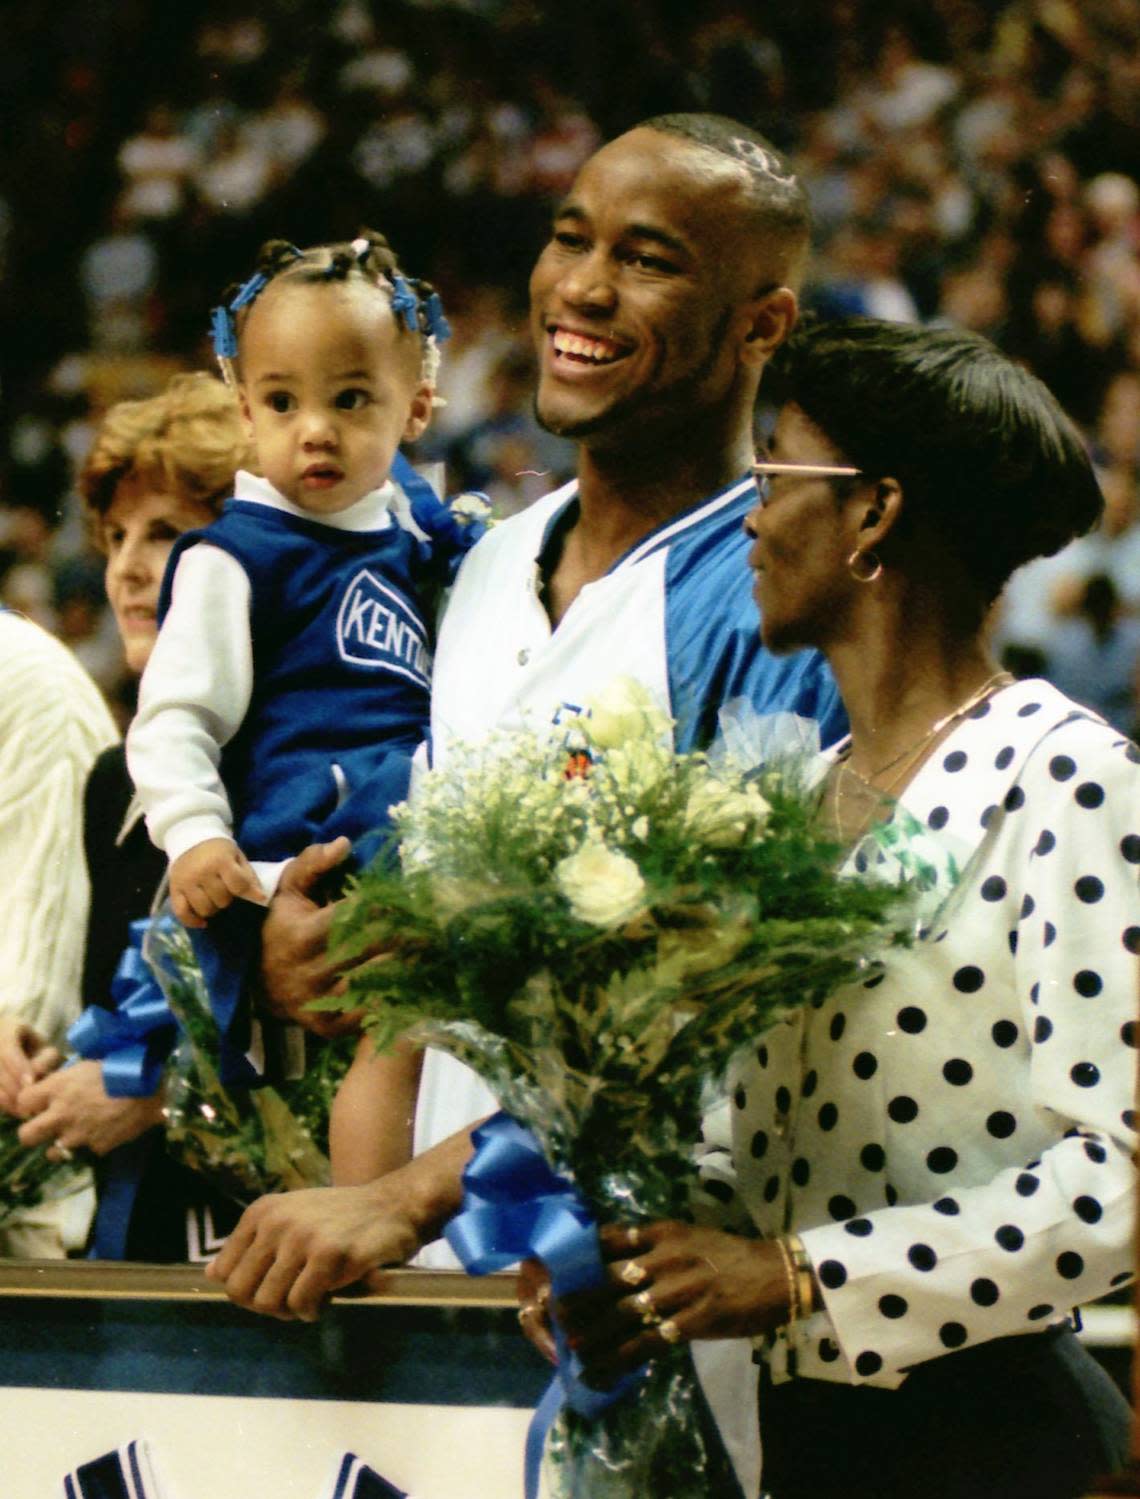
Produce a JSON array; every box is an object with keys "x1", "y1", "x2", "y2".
[
  {"x1": 774, "y1": 1236, "x2": 800, "y2": 1325},
  {"x1": 785, "y1": 1234, "x2": 817, "y2": 1319}
]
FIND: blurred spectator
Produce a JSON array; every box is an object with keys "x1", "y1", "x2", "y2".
[
  {"x1": 194, "y1": 120, "x2": 275, "y2": 217},
  {"x1": 995, "y1": 464, "x2": 1140, "y2": 656},
  {"x1": 79, "y1": 204, "x2": 160, "y2": 352},
  {"x1": 1045, "y1": 573, "x2": 1140, "y2": 735},
  {"x1": 117, "y1": 104, "x2": 201, "y2": 224},
  {"x1": 446, "y1": 345, "x2": 575, "y2": 516},
  {"x1": 1, "y1": 0, "x2": 1138, "y2": 743}
]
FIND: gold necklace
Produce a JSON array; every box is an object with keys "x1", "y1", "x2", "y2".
[{"x1": 828, "y1": 670, "x2": 1014, "y2": 845}]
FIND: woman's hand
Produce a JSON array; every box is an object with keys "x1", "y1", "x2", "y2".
[
  {"x1": 516, "y1": 1257, "x2": 557, "y2": 1365},
  {"x1": 554, "y1": 1221, "x2": 792, "y2": 1387},
  {"x1": 0, "y1": 1014, "x2": 61, "y2": 1115},
  {"x1": 16, "y1": 1061, "x2": 164, "y2": 1158}
]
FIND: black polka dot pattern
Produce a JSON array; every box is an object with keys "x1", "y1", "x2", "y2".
[
  {"x1": 887, "y1": 1096, "x2": 919, "y2": 1124},
  {"x1": 942, "y1": 1058, "x2": 973, "y2": 1086},
  {"x1": 992, "y1": 1020, "x2": 1018, "y2": 1048},
  {"x1": 726, "y1": 690, "x2": 1138, "y2": 1385},
  {"x1": 927, "y1": 1146, "x2": 958, "y2": 1174},
  {"x1": 953, "y1": 966, "x2": 985, "y2": 993}
]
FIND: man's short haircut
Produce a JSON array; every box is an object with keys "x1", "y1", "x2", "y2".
[
  {"x1": 638, "y1": 112, "x2": 812, "y2": 282},
  {"x1": 764, "y1": 317, "x2": 1104, "y2": 609}
]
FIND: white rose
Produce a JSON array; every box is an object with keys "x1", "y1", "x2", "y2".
[
  {"x1": 683, "y1": 779, "x2": 771, "y2": 848},
  {"x1": 555, "y1": 843, "x2": 647, "y2": 927},
  {"x1": 583, "y1": 677, "x2": 671, "y2": 750}
]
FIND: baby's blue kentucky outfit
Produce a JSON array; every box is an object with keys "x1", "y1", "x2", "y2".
[{"x1": 157, "y1": 456, "x2": 482, "y2": 1082}]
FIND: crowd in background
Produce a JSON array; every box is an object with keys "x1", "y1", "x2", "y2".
[{"x1": 1, "y1": 0, "x2": 1138, "y2": 735}]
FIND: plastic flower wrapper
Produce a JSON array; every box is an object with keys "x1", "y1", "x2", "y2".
[
  {"x1": 325, "y1": 679, "x2": 920, "y2": 1499},
  {"x1": 0, "y1": 1111, "x2": 88, "y2": 1230},
  {"x1": 143, "y1": 919, "x2": 351, "y2": 1203}
]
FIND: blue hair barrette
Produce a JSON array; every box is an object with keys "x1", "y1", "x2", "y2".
[
  {"x1": 423, "y1": 291, "x2": 451, "y2": 343},
  {"x1": 210, "y1": 270, "x2": 270, "y2": 362},
  {"x1": 390, "y1": 273, "x2": 420, "y2": 334},
  {"x1": 210, "y1": 305, "x2": 238, "y2": 361},
  {"x1": 230, "y1": 269, "x2": 269, "y2": 311}
]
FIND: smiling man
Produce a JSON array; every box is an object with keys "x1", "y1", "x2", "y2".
[
  {"x1": 207, "y1": 122, "x2": 844, "y2": 1470},
  {"x1": 421, "y1": 118, "x2": 843, "y2": 1154}
]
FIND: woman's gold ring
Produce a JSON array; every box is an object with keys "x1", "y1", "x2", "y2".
[
  {"x1": 658, "y1": 1318, "x2": 682, "y2": 1344},
  {"x1": 632, "y1": 1288, "x2": 655, "y2": 1314},
  {"x1": 517, "y1": 1303, "x2": 538, "y2": 1327},
  {"x1": 627, "y1": 1225, "x2": 642, "y2": 1250},
  {"x1": 620, "y1": 1259, "x2": 649, "y2": 1286},
  {"x1": 55, "y1": 1144, "x2": 74, "y2": 1162}
]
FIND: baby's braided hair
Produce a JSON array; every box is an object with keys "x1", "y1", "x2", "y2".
[{"x1": 211, "y1": 229, "x2": 450, "y2": 392}]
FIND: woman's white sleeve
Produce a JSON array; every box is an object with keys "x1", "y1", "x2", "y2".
[
  {"x1": 126, "y1": 545, "x2": 253, "y2": 863},
  {"x1": 799, "y1": 724, "x2": 1139, "y2": 1384}
]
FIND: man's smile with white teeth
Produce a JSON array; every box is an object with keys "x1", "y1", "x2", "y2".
[{"x1": 551, "y1": 327, "x2": 630, "y2": 365}]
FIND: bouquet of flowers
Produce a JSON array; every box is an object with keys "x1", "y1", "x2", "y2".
[
  {"x1": 0, "y1": 1112, "x2": 87, "y2": 1231},
  {"x1": 326, "y1": 680, "x2": 914, "y2": 1498},
  {"x1": 144, "y1": 920, "x2": 352, "y2": 1203}
]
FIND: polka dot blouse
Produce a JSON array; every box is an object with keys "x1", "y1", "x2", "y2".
[{"x1": 724, "y1": 679, "x2": 1139, "y2": 1388}]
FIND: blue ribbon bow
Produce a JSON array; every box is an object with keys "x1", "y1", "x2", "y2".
[
  {"x1": 445, "y1": 1112, "x2": 643, "y2": 1498},
  {"x1": 389, "y1": 273, "x2": 419, "y2": 333},
  {"x1": 67, "y1": 918, "x2": 179, "y2": 1098},
  {"x1": 423, "y1": 291, "x2": 451, "y2": 342}
]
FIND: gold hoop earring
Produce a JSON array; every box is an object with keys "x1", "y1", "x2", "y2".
[{"x1": 847, "y1": 549, "x2": 882, "y2": 583}]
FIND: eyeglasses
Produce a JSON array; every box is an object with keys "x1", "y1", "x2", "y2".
[{"x1": 751, "y1": 460, "x2": 864, "y2": 479}]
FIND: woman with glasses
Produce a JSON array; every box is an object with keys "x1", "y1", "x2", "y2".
[{"x1": 537, "y1": 320, "x2": 1138, "y2": 1498}]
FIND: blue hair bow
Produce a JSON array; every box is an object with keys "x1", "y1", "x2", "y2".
[
  {"x1": 209, "y1": 266, "x2": 275, "y2": 361},
  {"x1": 423, "y1": 291, "x2": 451, "y2": 342},
  {"x1": 389, "y1": 273, "x2": 419, "y2": 333}
]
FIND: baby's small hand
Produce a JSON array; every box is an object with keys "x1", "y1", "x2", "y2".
[{"x1": 170, "y1": 839, "x2": 269, "y2": 928}]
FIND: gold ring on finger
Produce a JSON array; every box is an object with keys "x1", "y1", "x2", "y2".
[
  {"x1": 632, "y1": 1288, "x2": 655, "y2": 1315},
  {"x1": 517, "y1": 1303, "x2": 538, "y2": 1327},
  {"x1": 658, "y1": 1318, "x2": 682, "y2": 1344},
  {"x1": 620, "y1": 1259, "x2": 649, "y2": 1287},
  {"x1": 627, "y1": 1225, "x2": 642, "y2": 1250}
]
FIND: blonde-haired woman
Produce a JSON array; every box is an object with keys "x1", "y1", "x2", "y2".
[{"x1": 14, "y1": 372, "x2": 254, "y2": 1260}]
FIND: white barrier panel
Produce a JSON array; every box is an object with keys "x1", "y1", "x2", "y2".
[{"x1": 5, "y1": 1386, "x2": 534, "y2": 1499}]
